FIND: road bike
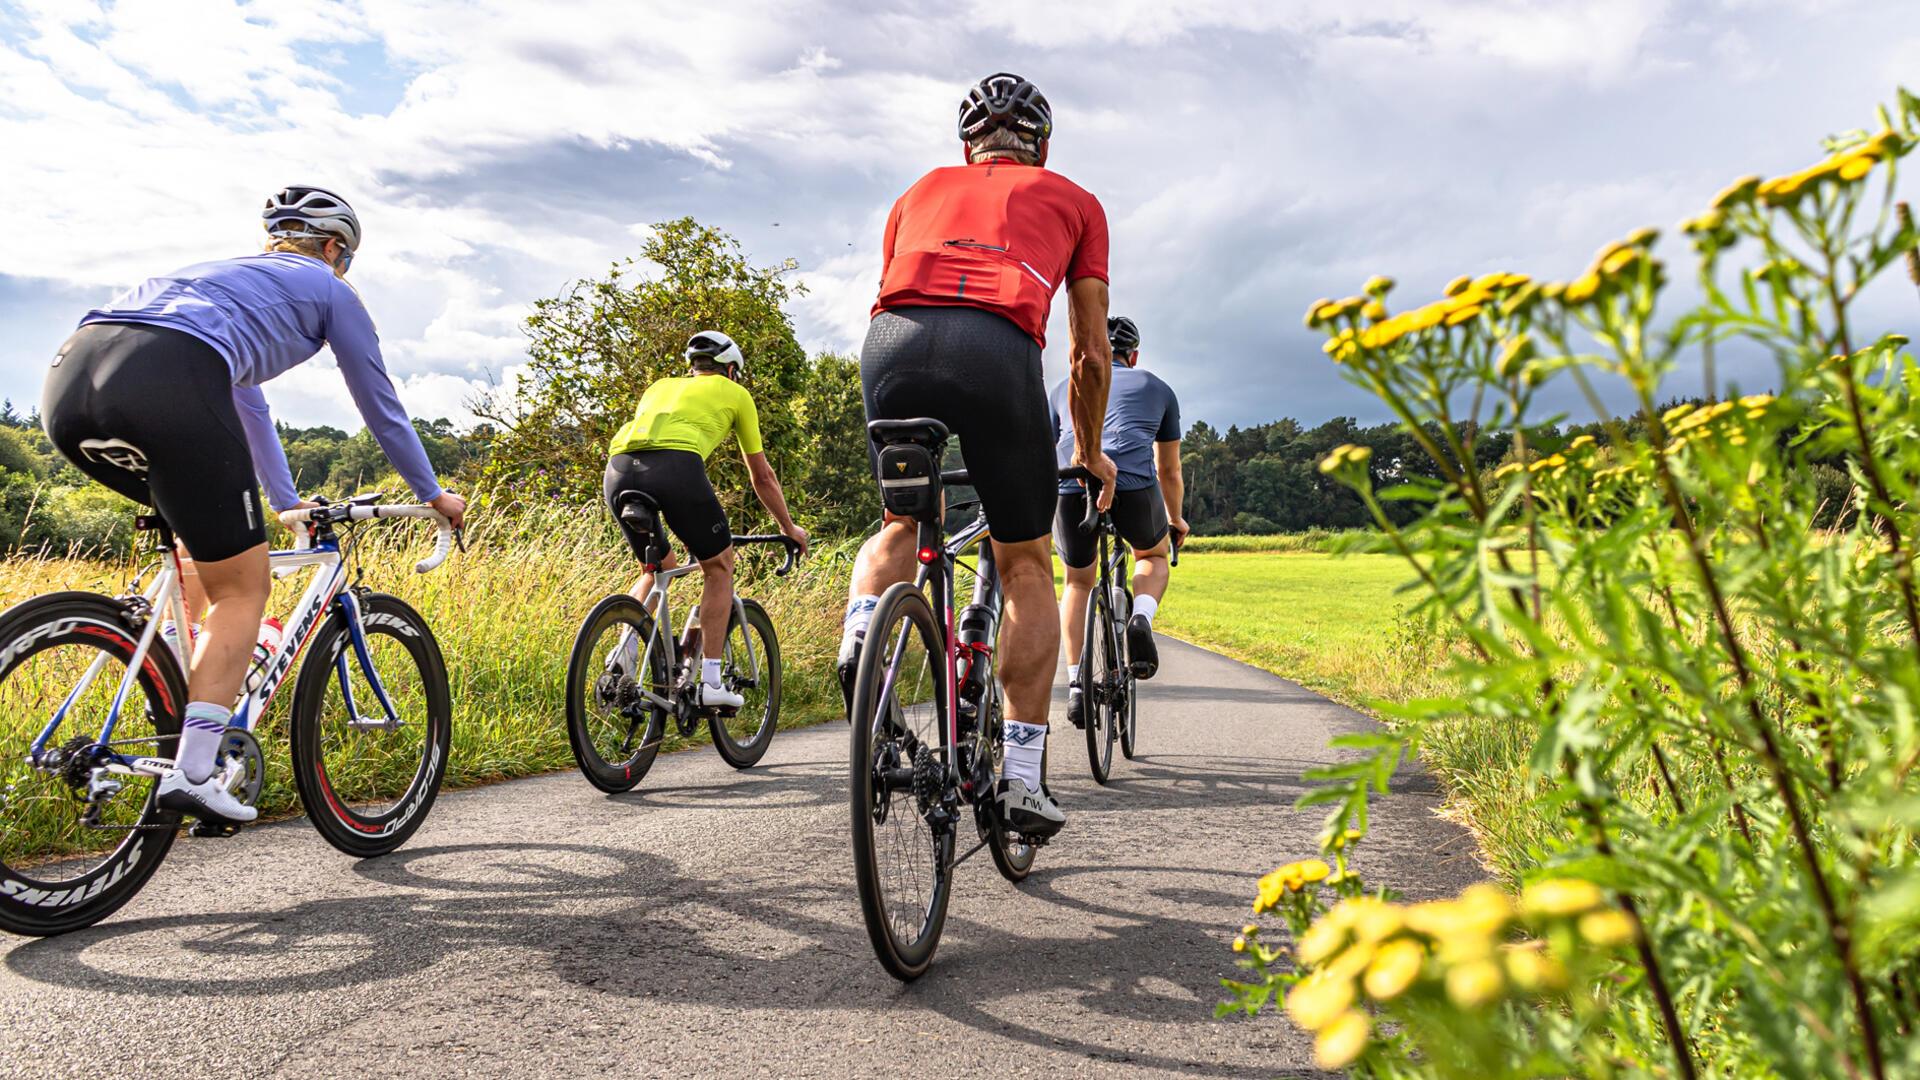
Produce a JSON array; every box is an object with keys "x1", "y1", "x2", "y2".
[
  {"x1": 848, "y1": 417, "x2": 1092, "y2": 980},
  {"x1": 1070, "y1": 480, "x2": 1183, "y2": 784},
  {"x1": 564, "y1": 490, "x2": 801, "y2": 793},
  {"x1": 0, "y1": 495, "x2": 458, "y2": 936}
]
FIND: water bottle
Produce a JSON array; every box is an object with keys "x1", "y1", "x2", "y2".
[{"x1": 244, "y1": 618, "x2": 285, "y2": 693}]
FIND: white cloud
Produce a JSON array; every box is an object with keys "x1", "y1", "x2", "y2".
[{"x1": 0, "y1": 0, "x2": 1911, "y2": 435}]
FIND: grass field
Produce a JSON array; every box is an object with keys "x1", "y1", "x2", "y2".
[
  {"x1": 1150, "y1": 550, "x2": 1442, "y2": 706},
  {"x1": 1151, "y1": 548, "x2": 1538, "y2": 881}
]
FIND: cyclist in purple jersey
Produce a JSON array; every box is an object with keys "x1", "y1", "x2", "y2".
[{"x1": 42, "y1": 186, "x2": 465, "y2": 825}]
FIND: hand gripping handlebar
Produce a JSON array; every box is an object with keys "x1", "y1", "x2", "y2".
[
  {"x1": 277, "y1": 504, "x2": 459, "y2": 573},
  {"x1": 732, "y1": 533, "x2": 804, "y2": 576}
]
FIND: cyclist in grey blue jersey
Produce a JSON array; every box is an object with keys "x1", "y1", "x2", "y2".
[
  {"x1": 1051, "y1": 316, "x2": 1187, "y2": 725},
  {"x1": 42, "y1": 186, "x2": 465, "y2": 825}
]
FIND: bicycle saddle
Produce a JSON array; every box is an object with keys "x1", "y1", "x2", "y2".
[{"x1": 867, "y1": 418, "x2": 949, "y2": 447}]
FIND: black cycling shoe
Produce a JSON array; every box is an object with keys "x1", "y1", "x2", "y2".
[
  {"x1": 1066, "y1": 682, "x2": 1086, "y2": 728},
  {"x1": 837, "y1": 634, "x2": 862, "y2": 720},
  {"x1": 1127, "y1": 614, "x2": 1159, "y2": 679}
]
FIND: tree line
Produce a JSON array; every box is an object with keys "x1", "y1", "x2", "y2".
[{"x1": 0, "y1": 216, "x2": 1856, "y2": 553}]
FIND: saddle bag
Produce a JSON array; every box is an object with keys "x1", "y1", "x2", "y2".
[{"x1": 876, "y1": 441, "x2": 942, "y2": 521}]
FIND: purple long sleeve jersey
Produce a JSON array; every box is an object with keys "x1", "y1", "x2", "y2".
[{"x1": 79, "y1": 252, "x2": 443, "y2": 511}]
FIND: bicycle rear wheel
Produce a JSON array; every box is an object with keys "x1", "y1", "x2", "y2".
[
  {"x1": 289, "y1": 592, "x2": 451, "y2": 858},
  {"x1": 1083, "y1": 583, "x2": 1119, "y2": 784},
  {"x1": 0, "y1": 593, "x2": 183, "y2": 936},
  {"x1": 565, "y1": 595, "x2": 670, "y2": 793},
  {"x1": 709, "y1": 598, "x2": 779, "y2": 768},
  {"x1": 849, "y1": 582, "x2": 953, "y2": 981}
]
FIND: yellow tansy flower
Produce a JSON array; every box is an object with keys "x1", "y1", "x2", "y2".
[
  {"x1": 1521, "y1": 878, "x2": 1604, "y2": 918},
  {"x1": 1285, "y1": 972, "x2": 1354, "y2": 1032},
  {"x1": 1445, "y1": 958, "x2": 1506, "y2": 1008},
  {"x1": 1314, "y1": 1010, "x2": 1371, "y2": 1070},
  {"x1": 1364, "y1": 938, "x2": 1425, "y2": 1001},
  {"x1": 1579, "y1": 909, "x2": 1637, "y2": 947}
]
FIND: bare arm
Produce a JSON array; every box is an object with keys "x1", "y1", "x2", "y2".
[
  {"x1": 745, "y1": 451, "x2": 808, "y2": 553},
  {"x1": 1066, "y1": 276, "x2": 1116, "y2": 508},
  {"x1": 1154, "y1": 439, "x2": 1188, "y2": 543}
]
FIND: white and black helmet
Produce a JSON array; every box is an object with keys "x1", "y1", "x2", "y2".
[
  {"x1": 263, "y1": 185, "x2": 362, "y2": 252},
  {"x1": 685, "y1": 330, "x2": 745, "y2": 371}
]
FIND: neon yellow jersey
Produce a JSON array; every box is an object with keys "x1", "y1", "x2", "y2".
[{"x1": 608, "y1": 374, "x2": 764, "y2": 460}]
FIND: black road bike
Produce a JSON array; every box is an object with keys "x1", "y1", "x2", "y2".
[
  {"x1": 565, "y1": 491, "x2": 801, "y2": 793},
  {"x1": 1072, "y1": 479, "x2": 1184, "y2": 784},
  {"x1": 848, "y1": 418, "x2": 1093, "y2": 980}
]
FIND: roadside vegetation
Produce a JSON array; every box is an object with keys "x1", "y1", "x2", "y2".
[{"x1": 1222, "y1": 90, "x2": 1920, "y2": 1078}]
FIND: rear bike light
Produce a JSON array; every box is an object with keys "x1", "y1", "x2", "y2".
[{"x1": 917, "y1": 547, "x2": 938, "y2": 564}]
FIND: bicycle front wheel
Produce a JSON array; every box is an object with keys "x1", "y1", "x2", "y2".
[
  {"x1": 849, "y1": 582, "x2": 954, "y2": 981},
  {"x1": 709, "y1": 598, "x2": 779, "y2": 768},
  {"x1": 1083, "y1": 583, "x2": 1119, "y2": 784},
  {"x1": 290, "y1": 592, "x2": 451, "y2": 858},
  {"x1": 566, "y1": 595, "x2": 670, "y2": 792},
  {"x1": 0, "y1": 593, "x2": 183, "y2": 937}
]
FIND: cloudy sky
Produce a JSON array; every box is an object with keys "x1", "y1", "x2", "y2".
[{"x1": 0, "y1": 0, "x2": 1914, "y2": 436}]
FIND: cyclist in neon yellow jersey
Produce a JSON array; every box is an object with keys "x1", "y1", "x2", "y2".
[{"x1": 604, "y1": 331, "x2": 808, "y2": 707}]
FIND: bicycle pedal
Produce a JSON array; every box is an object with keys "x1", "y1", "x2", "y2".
[{"x1": 187, "y1": 821, "x2": 243, "y2": 839}]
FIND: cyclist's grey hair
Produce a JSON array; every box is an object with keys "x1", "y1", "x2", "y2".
[{"x1": 966, "y1": 126, "x2": 1040, "y2": 166}]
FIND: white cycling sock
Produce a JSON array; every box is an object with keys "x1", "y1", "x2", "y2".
[
  {"x1": 1067, "y1": 663, "x2": 1080, "y2": 683},
  {"x1": 178, "y1": 701, "x2": 231, "y2": 784},
  {"x1": 841, "y1": 594, "x2": 879, "y2": 656},
  {"x1": 1134, "y1": 594, "x2": 1159, "y2": 623},
  {"x1": 702, "y1": 657, "x2": 724, "y2": 689},
  {"x1": 1003, "y1": 721, "x2": 1046, "y2": 790}
]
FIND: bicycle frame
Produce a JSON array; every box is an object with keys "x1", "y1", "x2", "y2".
[
  {"x1": 620, "y1": 557, "x2": 762, "y2": 715},
  {"x1": 26, "y1": 524, "x2": 400, "y2": 776},
  {"x1": 875, "y1": 510, "x2": 996, "y2": 795}
]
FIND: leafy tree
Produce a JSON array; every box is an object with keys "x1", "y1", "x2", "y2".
[{"x1": 476, "y1": 217, "x2": 838, "y2": 535}]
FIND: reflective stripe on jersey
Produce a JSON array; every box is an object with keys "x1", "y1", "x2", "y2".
[
  {"x1": 608, "y1": 374, "x2": 763, "y2": 460},
  {"x1": 872, "y1": 160, "x2": 1109, "y2": 348}
]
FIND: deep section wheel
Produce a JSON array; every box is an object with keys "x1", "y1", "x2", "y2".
[
  {"x1": 566, "y1": 594, "x2": 670, "y2": 793},
  {"x1": 290, "y1": 592, "x2": 451, "y2": 858},
  {"x1": 0, "y1": 592, "x2": 184, "y2": 936},
  {"x1": 849, "y1": 582, "x2": 953, "y2": 981},
  {"x1": 709, "y1": 599, "x2": 780, "y2": 769}
]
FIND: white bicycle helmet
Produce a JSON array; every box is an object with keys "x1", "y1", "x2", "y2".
[
  {"x1": 262, "y1": 185, "x2": 362, "y2": 252},
  {"x1": 685, "y1": 330, "x2": 746, "y2": 371}
]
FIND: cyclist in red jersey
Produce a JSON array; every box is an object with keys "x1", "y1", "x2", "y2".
[{"x1": 838, "y1": 72, "x2": 1117, "y2": 838}]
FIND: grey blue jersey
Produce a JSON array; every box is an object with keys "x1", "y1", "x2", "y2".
[
  {"x1": 79, "y1": 252, "x2": 441, "y2": 511},
  {"x1": 1051, "y1": 361, "x2": 1181, "y2": 493}
]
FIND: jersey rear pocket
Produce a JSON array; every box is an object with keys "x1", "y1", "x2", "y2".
[{"x1": 888, "y1": 247, "x2": 1019, "y2": 306}]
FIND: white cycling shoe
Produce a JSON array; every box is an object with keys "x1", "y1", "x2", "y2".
[
  {"x1": 694, "y1": 682, "x2": 745, "y2": 710},
  {"x1": 996, "y1": 777, "x2": 1066, "y2": 838},
  {"x1": 156, "y1": 769, "x2": 258, "y2": 827}
]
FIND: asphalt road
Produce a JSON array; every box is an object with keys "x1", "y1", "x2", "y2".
[{"x1": 0, "y1": 638, "x2": 1480, "y2": 1078}]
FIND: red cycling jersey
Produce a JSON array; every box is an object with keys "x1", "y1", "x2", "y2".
[{"x1": 873, "y1": 160, "x2": 1109, "y2": 348}]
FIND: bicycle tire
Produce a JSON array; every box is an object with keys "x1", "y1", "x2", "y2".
[
  {"x1": 1116, "y1": 584, "x2": 1139, "y2": 760},
  {"x1": 849, "y1": 581, "x2": 953, "y2": 981},
  {"x1": 289, "y1": 592, "x2": 451, "y2": 858},
  {"x1": 1083, "y1": 582, "x2": 1118, "y2": 784},
  {"x1": 709, "y1": 598, "x2": 780, "y2": 769},
  {"x1": 0, "y1": 592, "x2": 184, "y2": 936},
  {"x1": 565, "y1": 594, "x2": 670, "y2": 793}
]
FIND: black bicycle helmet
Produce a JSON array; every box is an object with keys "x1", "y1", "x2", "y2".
[
  {"x1": 957, "y1": 72, "x2": 1053, "y2": 143},
  {"x1": 1108, "y1": 316, "x2": 1141, "y2": 353}
]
